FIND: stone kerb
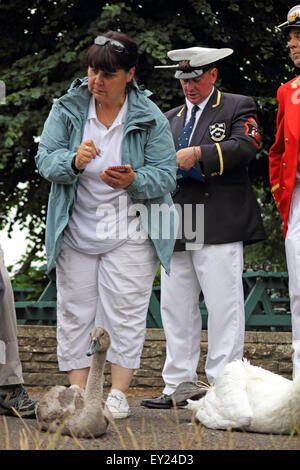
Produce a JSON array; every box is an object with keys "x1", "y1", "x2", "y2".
[{"x1": 17, "y1": 326, "x2": 293, "y2": 388}]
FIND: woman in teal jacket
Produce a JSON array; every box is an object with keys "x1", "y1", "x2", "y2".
[{"x1": 35, "y1": 31, "x2": 178, "y2": 419}]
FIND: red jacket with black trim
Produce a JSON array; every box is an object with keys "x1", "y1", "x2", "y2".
[{"x1": 269, "y1": 76, "x2": 300, "y2": 237}]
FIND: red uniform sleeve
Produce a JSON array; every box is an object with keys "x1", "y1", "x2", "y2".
[{"x1": 269, "y1": 86, "x2": 285, "y2": 209}]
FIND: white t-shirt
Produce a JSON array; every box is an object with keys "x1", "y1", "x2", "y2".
[{"x1": 64, "y1": 96, "x2": 142, "y2": 254}]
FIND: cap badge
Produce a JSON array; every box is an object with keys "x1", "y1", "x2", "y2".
[
  {"x1": 178, "y1": 60, "x2": 192, "y2": 71},
  {"x1": 209, "y1": 122, "x2": 226, "y2": 142},
  {"x1": 288, "y1": 12, "x2": 300, "y2": 23}
]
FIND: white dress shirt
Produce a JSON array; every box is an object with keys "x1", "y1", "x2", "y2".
[{"x1": 185, "y1": 87, "x2": 215, "y2": 143}]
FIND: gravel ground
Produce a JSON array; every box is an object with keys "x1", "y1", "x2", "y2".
[{"x1": 1, "y1": 388, "x2": 300, "y2": 452}]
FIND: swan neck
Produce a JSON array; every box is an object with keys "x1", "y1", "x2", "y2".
[{"x1": 84, "y1": 350, "x2": 106, "y2": 403}]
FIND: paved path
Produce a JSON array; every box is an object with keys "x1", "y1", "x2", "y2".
[{"x1": 1, "y1": 389, "x2": 300, "y2": 451}]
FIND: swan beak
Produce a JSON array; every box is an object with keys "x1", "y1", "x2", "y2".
[{"x1": 86, "y1": 338, "x2": 100, "y2": 356}]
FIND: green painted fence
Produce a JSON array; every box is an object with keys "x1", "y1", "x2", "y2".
[{"x1": 14, "y1": 270, "x2": 291, "y2": 331}]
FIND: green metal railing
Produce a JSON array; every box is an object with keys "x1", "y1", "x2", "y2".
[{"x1": 14, "y1": 270, "x2": 291, "y2": 331}]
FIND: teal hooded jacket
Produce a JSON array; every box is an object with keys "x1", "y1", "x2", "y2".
[{"x1": 35, "y1": 77, "x2": 178, "y2": 274}]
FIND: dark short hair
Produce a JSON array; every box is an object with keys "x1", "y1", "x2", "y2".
[{"x1": 86, "y1": 31, "x2": 138, "y2": 73}]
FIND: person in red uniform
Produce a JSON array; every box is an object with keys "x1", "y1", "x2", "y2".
[{"x1": 269, "y1": 5, "x2": 300, "y2": 379}]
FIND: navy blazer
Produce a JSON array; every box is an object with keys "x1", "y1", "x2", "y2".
[{"x1": 166, "y1": 88, "x2": 265, "y2": 250}]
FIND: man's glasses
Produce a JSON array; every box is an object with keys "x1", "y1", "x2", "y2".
[{"x1": 94, "y1": 36, "x2": 127, "y2": 53}]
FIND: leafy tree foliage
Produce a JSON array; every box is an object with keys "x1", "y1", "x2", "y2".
[{"x1": 0, "y1": 0, "x2": 297, "y2": 281}]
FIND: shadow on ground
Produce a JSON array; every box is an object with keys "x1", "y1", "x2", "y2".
[{"x1": 1, "y1": 388, "x2": 300, "y2": 451}]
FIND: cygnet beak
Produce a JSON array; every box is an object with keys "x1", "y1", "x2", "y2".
[{"x1": 86, "y1": 337, "x2": 100, "y2": 356}]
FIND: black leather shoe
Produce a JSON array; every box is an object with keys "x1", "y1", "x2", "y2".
[{"x1": 141, "y1": 393, "x2": 188, "y2": 409}]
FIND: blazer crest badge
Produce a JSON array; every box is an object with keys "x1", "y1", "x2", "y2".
[{"x1": 209, "y1": 122, "x2": 226, "y2": 141}]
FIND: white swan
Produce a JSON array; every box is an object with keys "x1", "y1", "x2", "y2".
[
  {"x1": 186, "y1": 359, "x2": 300, "y2": 434},
  {"x1": 36, "y1": 327, "x2": 112, "y2": 438}
]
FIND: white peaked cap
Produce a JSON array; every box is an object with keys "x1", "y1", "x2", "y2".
[
  {"x1": 155, "y1": 46, "x2": 233, "y2": 79},
  {"x1": 167, "y1": 47, "x2": 233, "y2": 66},
  {"x1": 278, "y1": 5, "x2": 300, "y2": 29}
]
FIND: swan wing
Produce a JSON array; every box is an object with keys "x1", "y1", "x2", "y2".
[
  {"x1": 188, "y1": 360, "x2": 253, "y2": 429},
  {"x1": 36, "y1": 385, "x2": 85, "y2": 426}
]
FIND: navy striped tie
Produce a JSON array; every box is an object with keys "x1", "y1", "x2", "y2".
[
  {"x1": 176, "y1": 105, "x2": 199, "y2": 151},
  {"x1": 175, "y1": 105, "x2": 205, "y2": 184}
]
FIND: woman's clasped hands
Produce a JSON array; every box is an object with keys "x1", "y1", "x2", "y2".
[{"x1": 74, "y1": 140, "x2": 134, "y2": 189}]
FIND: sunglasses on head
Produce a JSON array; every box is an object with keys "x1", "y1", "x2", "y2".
[{"x1": 94, "y1": 36, "x2": 127, "y2": 53}]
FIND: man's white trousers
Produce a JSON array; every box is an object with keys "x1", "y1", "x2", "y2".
[
  {"x1": 285, "y1": 182, "x2": 300, "y2": 379},
  {"x1": 160, "y1": 242, "x2": 245, "y2": 394}
]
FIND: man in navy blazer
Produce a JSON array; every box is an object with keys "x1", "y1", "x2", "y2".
[{"x1": 142, "y1": 46, "x2": 265, "y2": 409}]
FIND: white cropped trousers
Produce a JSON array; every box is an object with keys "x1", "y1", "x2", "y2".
[
  {"x1": 160, "y1": 242, "x2": 245, "y2": 394},
  {"x1": 285, "y1": 182, "x2": 300, "y2": 379},
  {"x1": 56, "y1": 238, "x2": 159, "y2": 371}
]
